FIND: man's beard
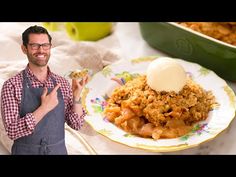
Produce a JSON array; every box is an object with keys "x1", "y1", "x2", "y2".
[{"x1": 28, "y1": 53, "x2": 50, "y2": 67}]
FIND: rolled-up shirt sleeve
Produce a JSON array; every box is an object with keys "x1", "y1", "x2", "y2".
[
  {"x1": 66, "y1": 109, "x2": 86, "y2": 130},
  {"x1": 64, "y1": 81, "x2": 86, "y2": 130},
  {"x1": 1, "y1": 81, "x2": 36, "y2": 140}
]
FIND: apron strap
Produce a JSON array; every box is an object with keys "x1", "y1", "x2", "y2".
[
  {"x1": 23, "y1": 69, "x2": 63, "y2": 98},
  {"x1": 23, "y1": 69, "x2": 31, "y2": 88},
  {"x1": 23, "y1": 69, "x2": 58, "y2": 88}
]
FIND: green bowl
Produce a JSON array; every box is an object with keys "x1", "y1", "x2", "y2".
[{"x1": 139, "y1": 22, "x2": 236, "y2": 82}]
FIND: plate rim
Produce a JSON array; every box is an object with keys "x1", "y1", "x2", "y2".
[{"x1": 82, "y1": 56, "x2": 236, "y2": 152}]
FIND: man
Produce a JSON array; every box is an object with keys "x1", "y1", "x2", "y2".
[{"x1": 0, "y1": 25, "x2": 88, "y2": 155}]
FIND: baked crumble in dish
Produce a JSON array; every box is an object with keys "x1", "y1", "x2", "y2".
[{"x1": 178, "y1": 22, "x2": 236, "y2": 46}]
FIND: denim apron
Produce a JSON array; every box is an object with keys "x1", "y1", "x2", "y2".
[{"x1": 11, "y1": 70, "x2": 67, "y2": 155}]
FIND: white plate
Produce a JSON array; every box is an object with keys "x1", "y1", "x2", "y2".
[{"x1": 81, "y1": 56, "x2": 236, "y2": 152}]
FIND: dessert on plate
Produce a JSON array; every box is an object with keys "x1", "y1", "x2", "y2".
[{"x1": 104, "y1": 57, "x2": 217, "y2": 140}]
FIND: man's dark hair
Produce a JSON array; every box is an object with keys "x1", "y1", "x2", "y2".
[{"x1": 22, "y1": 25, "x2": 52, "y2": 46}]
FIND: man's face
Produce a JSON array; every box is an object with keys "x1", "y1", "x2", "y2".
[{"x1": 22, "y1": 33, "x2": 51, "y2": 67}]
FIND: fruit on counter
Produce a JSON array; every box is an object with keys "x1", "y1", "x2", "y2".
[
  {"x1": 42, "y1": 22, "x2": 64, "y2": 31},
  {"x1": 146, "y1": 57, "x2": 187, "y2": 93},
  {"x1": 65, "y1": 22, "x2": 113, "y2": 41}
]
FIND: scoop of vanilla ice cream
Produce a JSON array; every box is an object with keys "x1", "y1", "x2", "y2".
[{"x1": 146, "y1": 57, "x2": 187, "y2": 93}]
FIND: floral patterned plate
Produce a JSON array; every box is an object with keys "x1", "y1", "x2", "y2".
[{"x1": 81, "y1": 56, "x2": 236, "y2": 152}]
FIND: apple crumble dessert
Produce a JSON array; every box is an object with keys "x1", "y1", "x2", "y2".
[
  {"x1": 69, "y1": 69, "x2": 89, "y2": 79},
  {"x1": 104, "y1": 75, "x2": 216, "y2": 140}
]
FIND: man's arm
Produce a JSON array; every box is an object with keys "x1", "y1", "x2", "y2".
[
  {"x1": 1, "y1": 81, "x2": 36, "y2": 140},
  {"x1": 64, "y1": 79, "x2": 86, "y2": 130},
  {"x1": 1, "y1": 81, "x2": 61, "y2": 140}
]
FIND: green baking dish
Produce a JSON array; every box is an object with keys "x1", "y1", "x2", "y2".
[{"x1": 139, "y1": 22, "x2": 236, "y2": 82}]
